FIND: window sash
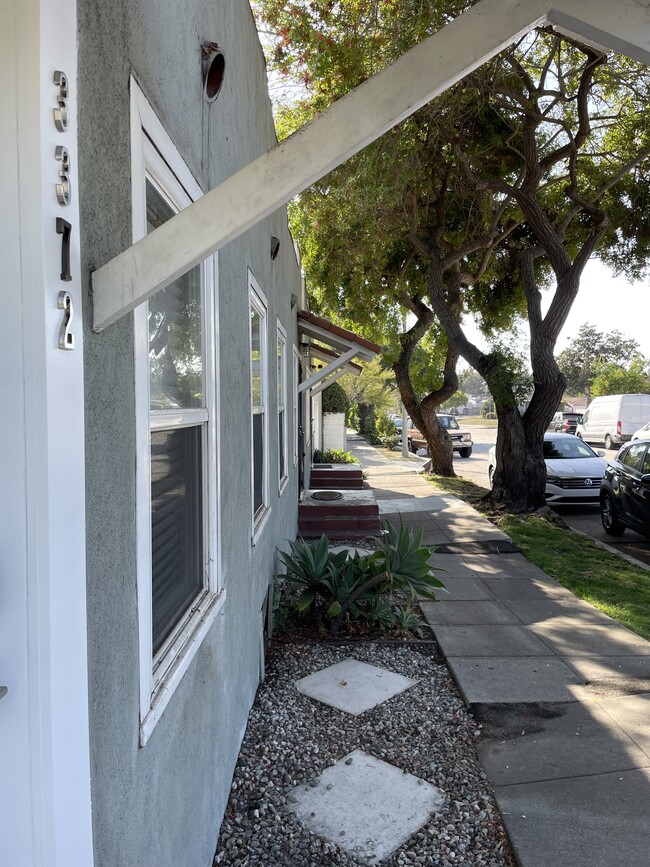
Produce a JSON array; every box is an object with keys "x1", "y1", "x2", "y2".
[
  {"x1": 131, "y1": 79, "x2": 222, "y2": 744},
  {"x1": 277, "y1": 321, "x2": 287, "y2": 487},
  {"x1": 250, "y1": 276, "x2": 268, "y2": 532}
]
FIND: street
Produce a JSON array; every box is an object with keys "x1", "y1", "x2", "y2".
[{"x1": 448, "y1": 425, "x2": 650, "y2": 569}]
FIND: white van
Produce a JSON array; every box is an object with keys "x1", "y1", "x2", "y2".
[{"x1": 576, "y1": 393, "x2": 650, "y2": 449}]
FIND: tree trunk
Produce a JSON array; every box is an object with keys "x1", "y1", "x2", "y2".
[{"x1": 392, "y1": 300, "x2": 458, "y2": 476}]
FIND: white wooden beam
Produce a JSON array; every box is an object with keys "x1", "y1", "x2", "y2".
[
  {"x1": 91, "y1": 0, "x2": 650, "y2": 331},
  {"x1": 298, "y1": 347, "x2": 358, "y2": 394},
  {"x1": 311, "y1": 367, "x2": 351, "y2": 396}
]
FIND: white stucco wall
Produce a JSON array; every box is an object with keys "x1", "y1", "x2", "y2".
[{"x1": 322, "y1": 412, "x2": 347, "y2": 452}]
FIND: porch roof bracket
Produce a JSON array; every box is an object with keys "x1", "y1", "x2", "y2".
[
  {"x1": 91, "y1": 0, "x2": 650, "y2": 332},
  {"x1": 298, "y1": 347, "x2": 358, "y2": 394},
  {"x1": 310, "y1": 367, "x2": 350, "y2": 397}
]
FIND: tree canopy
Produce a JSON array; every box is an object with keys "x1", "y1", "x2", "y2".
[
  {"x1": 256, "y1": 0, "x2": 650, "y2": 508},
  {"x1": 556, "y1": 323, "x2": 646, "y2": 395}
]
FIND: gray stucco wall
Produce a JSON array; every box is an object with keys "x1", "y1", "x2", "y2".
[{"x1": 77, "y1": 2, "x2": 302, "y2": 864}]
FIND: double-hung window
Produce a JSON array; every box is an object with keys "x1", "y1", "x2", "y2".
[
  {"x1": 277, "y1": 321, "x2": 288, "y2": 491},
  {"x1": 131, "y1": 80, "x2": 222, "y2": 744},
  {"x1": 250, "y1": 273, "x2": 269, "y2": 537},
  {"x1": 293, "y1": 347, "x2": 301, "y2": 467}
]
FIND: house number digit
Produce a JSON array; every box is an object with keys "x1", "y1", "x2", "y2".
[
  {"x1": 58, "y1": 290, "x2": 75, "y2": 350},
  {"x1": 55, "y1": 146, "x2": 71, "y2": 206},
  {"x1": 53, "y1": 70, "x2": 68, "y2": 132}
]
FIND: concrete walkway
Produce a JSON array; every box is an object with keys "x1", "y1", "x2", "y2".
[{"x1": 346, "y1": 434, "x2": 650, "y2": 867}]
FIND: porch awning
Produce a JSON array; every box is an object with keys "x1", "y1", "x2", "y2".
[{"x1": 298, "y1": 310, "x2": 380, "y2": 395}]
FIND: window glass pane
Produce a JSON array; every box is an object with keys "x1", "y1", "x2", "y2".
[
  {"x1": 624, "y1": 444, "x2": 645, "y2": 471},
  {"x1": 147, "y1": 180, "x2": 202, "y2": 410},
  {"x1": 251, "y1": 309, "x2": 261, "y2": 407},
  {"x1": 253, "y1": 413, "x2": 264, "y2": 515},
  {"x1": 151, "y1": 426, "x2": 203, "y2": 655},
  {"x1": 279, "y1": 410, "x2": 286, "y2": 480}
]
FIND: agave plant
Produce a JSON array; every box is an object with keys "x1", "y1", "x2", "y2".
[{"x1": 276, "y1": 520, "x2": 444, "y2": 635}]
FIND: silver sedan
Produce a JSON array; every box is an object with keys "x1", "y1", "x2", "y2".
[{"x1": 488, "y1": 433, "x2": 608, "y2": 504}]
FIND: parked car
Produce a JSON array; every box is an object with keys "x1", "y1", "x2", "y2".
[
  {"x1": 487, "y1": 433, "x2": 607, "y2": 504},
  {"x1": 600, "y1": 439, "x2": 650, "y2": 538},
  {"x1": 407, "y1": 414, "x2": 473, "y2": 457},
  {"x1": 631, "y1": 421, "x2": 650, "y2": 441},
  {"x1": 576, "y1": 393, "x2": 650, "y2": 450},
  {"x1": 548, "y1": 411, "x2": 583, "y2": 434}
]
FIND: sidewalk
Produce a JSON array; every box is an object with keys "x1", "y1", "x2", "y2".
[{"x1": 347, "y1": 435, "x2": 650, "y2": 867}]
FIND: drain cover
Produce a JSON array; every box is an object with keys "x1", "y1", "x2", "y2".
[{"x1": 311, "y1": 490, "x2": 343, "y2": 501}]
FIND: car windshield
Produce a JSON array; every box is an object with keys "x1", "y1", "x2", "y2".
[
  {"x1": 544, "y1": 438, "x2": 597, "y2": 459},
  {"x1": 437, "y1": 416, "x2": 460, "y2": 430}
]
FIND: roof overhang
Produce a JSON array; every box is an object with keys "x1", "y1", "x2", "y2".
[
  {"x1": 91, "y1": 0, "x2": 650, "y2": 332},
  {"x1": 298, "y1": 311, "x2": 380, "y2": 395}
]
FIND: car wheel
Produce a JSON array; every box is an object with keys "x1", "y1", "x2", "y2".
[
  {"x1": 604, "y1": 434, "x2": 614, "y2": 450},
  {"x1": 408, "y1": 438, "x2": 416, "y2": 454},
  {"x1": 459, "y1": 447, "x2": 472, "y2": 458},
  {"x1": 601, "y1": 492, "x2": 625, "y2": 536}
]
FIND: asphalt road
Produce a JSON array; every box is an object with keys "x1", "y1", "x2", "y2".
[{"x1": 452, "y1": 425, "x2": 650, "y2": 569}]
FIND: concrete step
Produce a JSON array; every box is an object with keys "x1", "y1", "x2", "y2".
[{"x1": 310, "y1": 465, "x2": 364, "y2": 490}]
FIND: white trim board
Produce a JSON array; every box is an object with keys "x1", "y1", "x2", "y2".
[{"x1": 91, "y1": 0, "x2": 650, "y2": 331}]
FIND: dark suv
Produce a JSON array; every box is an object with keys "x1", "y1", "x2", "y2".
[
  {"x1": 600, "y1": 439, "x2": 650, "y2": 538},
  {"x1": 549, "y1": 411, "x2": 583, "y2": 434}
]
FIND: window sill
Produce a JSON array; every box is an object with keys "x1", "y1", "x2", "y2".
[{"x1": 139, "y1": 588, "x2": 225, "y2": 746}]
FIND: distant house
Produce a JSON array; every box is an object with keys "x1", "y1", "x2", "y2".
[{"x1": 3, "y1": 0, "x2": 647, "y2": 865}]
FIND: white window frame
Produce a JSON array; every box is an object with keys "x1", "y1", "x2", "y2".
[
  {"x1": 293, "y1": 346, "x2": 301, "y2": 467},
  {"x1": 249, "y1": 272, "x2": 269, "y2": 541},
  {"x1": 131, "y1": 79, "x2": 223, "y2": 745},
  {"x1": 277, "y1": 320, "x2": 288, "y2": 493}
]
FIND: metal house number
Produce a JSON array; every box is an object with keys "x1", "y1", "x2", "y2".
[
  {"x1": 58, "y1": 291, "x2": 75, "y2": 350},
  {"x1": 54, "y1": 70, "x2": 75, "y2": 350}
]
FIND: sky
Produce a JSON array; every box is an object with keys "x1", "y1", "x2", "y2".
[{"x1": 461, "y1": 257, "x2": 650, "y2": 363}]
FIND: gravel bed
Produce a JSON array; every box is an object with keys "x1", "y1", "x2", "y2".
[{"x1": 214, "y1": 641, "x2": 514, "y2": 866}]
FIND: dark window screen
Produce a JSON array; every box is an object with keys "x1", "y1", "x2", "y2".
[
  {"x1": 279, "y1": 410, "x2": 286, "y2": 480},
  {"x1": 253, "y1": 413, "x2": 264, "y2": 516},
  {"x1": 151, "y1": 426, "x2": 203, "y2": 654}
]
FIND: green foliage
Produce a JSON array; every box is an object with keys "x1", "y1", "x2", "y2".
[
  {"x1": 360, "y1": 407, "x2": 380, "y2": 443},
  {"x1": 441, "y1": 391, "x2": 468, "y2": 413},
  {"x1": 339, "y1": 356, "x2": 396, "y2": 413},
  {"x1": 275, "y1": 521, "x2": 443, "y2": 634},
  {"x1": 391, "y1": 606, "x2": 426, "y2": 638},
  {"x1": 590, "y1": 358, "x2": 650, "y2": 397},
  {"x1": 557, "y1": 323, "x2": 646, "y2": 395},
  {"x1": 374, "y1": 413, "x2": 399, "y2": 449},
  {"x1": 313, "y1": 448, "x2": 357, "y2": 464},
  {"x1": 348, "y1": 403, "x2": 361, "y2": 430},
  {"x1": 321, "y1": 381, "x2": 351, "y2": 415}
]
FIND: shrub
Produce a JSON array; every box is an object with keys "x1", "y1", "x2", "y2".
[
  {"x1": 375, "y1": 413, "x2": 399, "y2": 449},
  {"x1": 360, "y1": 408, "x2": 379, "y2": 443},
  {"x1": 275, "y1": 521, "x2": 443, "y2": 635},
  {"x1": 348, "y1": 403, "x2": 360, "y2": 431},
  {"x1": 313, "y1": 448, "x2": 357, "y2": 464},
  {"x1": 321, "y1": 381, "x2": 350, "y2": 415}
]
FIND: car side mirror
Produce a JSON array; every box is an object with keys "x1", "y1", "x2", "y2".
[
  {"x1": 641, "y1": 474, "x2": 650, "y2": 483},
  {"x1": 596, "y1": 450, "x2": 606, "y2": 457}
]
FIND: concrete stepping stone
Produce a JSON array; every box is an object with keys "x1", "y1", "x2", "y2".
[
  {"x1": 295, "y1": 658, "x2": 416, "y2": 715},
  {"x1": 287, "y1": 749, "x2": 445, "y2": 864}
]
